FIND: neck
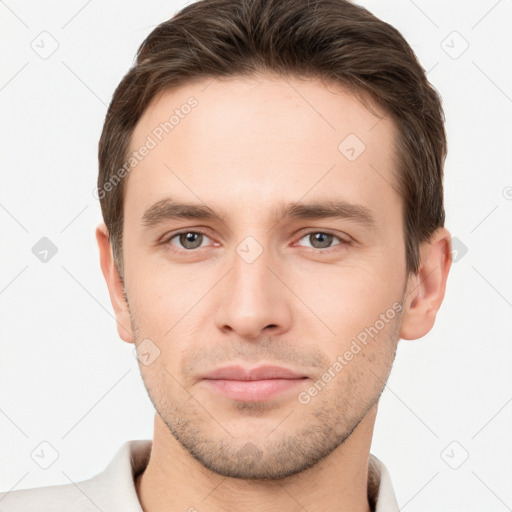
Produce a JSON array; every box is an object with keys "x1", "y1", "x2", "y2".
[{"x1": 135, "y1": 404, "x2": 378, "y2": 512}]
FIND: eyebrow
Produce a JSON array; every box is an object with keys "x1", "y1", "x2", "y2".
[{"x1": 141, "y1": 197, "x2": 376, "y2": 230}]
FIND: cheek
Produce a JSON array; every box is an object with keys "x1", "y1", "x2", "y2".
[
  {"x1": 288, "y1": 262, "x2": 404, "y2": 341},
  {"x1": 127, "y1": 261, "x2": 208, "y2": 328}
]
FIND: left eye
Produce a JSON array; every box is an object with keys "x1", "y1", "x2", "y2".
[
  {"x1": 296, "y1": 231, "x2": 347, "y2": 250},
  {"x1": 166, "y1": 230, "x2": 211, "y2": 250}
]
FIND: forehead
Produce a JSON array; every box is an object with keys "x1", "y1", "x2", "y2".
[{"x1": 124, "y1": 74, "x2": 400, "y2": 224}]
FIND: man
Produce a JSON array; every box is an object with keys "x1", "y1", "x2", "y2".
[{"x1": 0, "y1": 0, "x2": 451, "y2": 510}]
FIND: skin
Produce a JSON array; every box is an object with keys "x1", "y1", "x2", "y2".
[{"x1": 96, "y1": 74, "x2": 452, "y2": 512}]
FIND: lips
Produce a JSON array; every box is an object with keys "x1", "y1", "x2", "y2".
[
  {"x1": 200, "y1": 365, "x2": 308, "y2": 402},
  {"x1": 202, "y1": 365, "x2": 306, "y2": 381}
]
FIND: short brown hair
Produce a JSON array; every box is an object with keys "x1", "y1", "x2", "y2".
[{"x1": 98, "y1": 0, "x2": 446, "y2": 280}]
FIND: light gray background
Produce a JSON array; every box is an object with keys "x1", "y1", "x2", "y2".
[{"x1": 1, "y1": 0, "x2": 511, "y2": 510}]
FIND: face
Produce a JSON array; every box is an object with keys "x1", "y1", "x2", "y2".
[{"x1": 118, "y1": 75, "x2": 410, "y2": 479}]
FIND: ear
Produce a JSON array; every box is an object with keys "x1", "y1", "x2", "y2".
[
  {"x1": 95, "y1": 222, "x2": 134, "y2": 344},
  {"x1": 400, "y1": 227, "x2": 452, "y2": 340}
]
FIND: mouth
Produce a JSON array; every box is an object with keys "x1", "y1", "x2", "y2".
[{"x1": 200, "y1": 365, "x2": 309, "y2": 402}]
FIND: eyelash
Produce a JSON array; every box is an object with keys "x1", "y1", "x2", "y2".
[{"x1": 161, "y1": 229, "x2": 351, "y2": 253}]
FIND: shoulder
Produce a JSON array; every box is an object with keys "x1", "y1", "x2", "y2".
[
  {"x1": 0, "y1": 439, "x2": 151, "y2": 512},
  {"x1": 0, "y1": 479, "x2": 98, "y2": 511}
]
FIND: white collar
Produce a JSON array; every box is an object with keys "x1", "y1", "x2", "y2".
[{"x1": 95, "y1": 439, "x2": 399, "y2": 512}]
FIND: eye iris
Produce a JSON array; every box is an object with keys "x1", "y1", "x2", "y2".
[
  {"x1": 180, "y1": 232, "x2": 203, "y2": 249},
  {"x1": 310, "y1": 232, "x2": 333, "y2": 249}
]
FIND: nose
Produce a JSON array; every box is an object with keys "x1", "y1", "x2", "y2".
[{"x1": 214, "y1": 241, "x2": 292, "y2": 340}]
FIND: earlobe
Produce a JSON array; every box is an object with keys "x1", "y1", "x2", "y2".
[
  {"x1": 399, "y1": 227, "x2": 452, "y2": 340},
  {"x1": 95, "y1": 222, "x2": 134, "y2": 344}
]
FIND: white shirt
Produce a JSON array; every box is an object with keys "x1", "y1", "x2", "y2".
[{"x1": 0, "y1": 440, "x2": 399, "y2": 511}]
